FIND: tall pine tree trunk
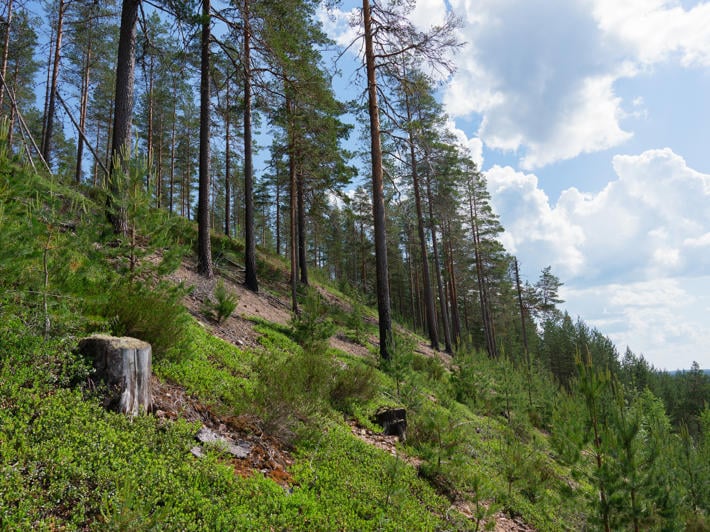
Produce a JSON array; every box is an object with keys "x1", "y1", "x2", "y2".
[
  {"x1": 75, "y1": 29, "x2": 92, "y2": 184},
  {"x1": 424, "y1": 170, "x2": 453, "y2": 354},
  {"x1": 108, "y1": 0, "x2": 139, "y2": 235},
  {"x1": 468, "y1": 186, "x2": 497, "y2": 358},
  {"x1": 169, "y1": 93, "x2": 176, "y2": 214},
  {"x1": 224, "y1": 79, "x2": 231, "y2": 237},
  {"x1": 405, "y1": 93, "x2": 438, "y2": 350},
  {"x1": 42, "y1": 0, "x2": 65, "y2": 165},
  {"x1": 0, "y1": 0, "x2": 13, "y2": 114},
  {"x1": 445, "y1": 224, "x2": 461, "y2": 347},
  {"x1": 242, "y1": 0, "x2": 258, "y2": 292},
  {"x1": 297, "y1": 169, "x2": 308, "y2": 285},
  {"x1": 363, "y1": 0, "x2": 392, "y2": 360},
  {"x1": 145, "y1": 53, "x2": 154, "y2": 196},
  {"x1": 287, "y1": 97, "x2": 298, "y2": 312},
  {"x1": 196, "y1": 0, "x2": 213, "y2": 278}
]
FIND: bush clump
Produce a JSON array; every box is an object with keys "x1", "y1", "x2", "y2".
[{"x1": 101, "y1": 280, "x2": 191, "y2": 361}]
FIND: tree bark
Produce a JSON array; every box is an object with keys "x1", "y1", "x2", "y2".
[
  {"x1": 75, "y1": 23, "x2": 92, "y2": 184},
  {"x1": 79, "y1": 334, "x2": 152, "y2": 415},
  {"x1": 363, "y1": 0, "x2": 392, "y2": 360},
  {"x1": 243, "y1": 0, "x2": 258, "y2": 292},
  {"x1": 197, "y1": 0, "x2": 213, "y2": 278},
  {"x1": 287, "y1": 97, "x2": 298, "y2": 313},
  {"x1": 41, "y1": 0, "x2": 66, "y2": 165},
  {"x1": 424, "y1": 170, "x2": 453, "y2": 354},
  {"x1": 224, "y1": 78, "x2": 231, "y2": 237},
  {"x1": 0, "y1": 0, "x2": 13, "y2": 114},
  {"x1": 404, "y1": 90, "x2": 438, "y2": 350},
  {"x1": 108, "y1": 0, "x2": 140, "y2": 235},
  {"x1": 297, "y1": 169, "x2": 309, "y2": 285}
]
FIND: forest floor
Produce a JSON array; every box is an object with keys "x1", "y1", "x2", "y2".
[{"x1": 165, "y1": 260, "x2": 535, "y2": 532}]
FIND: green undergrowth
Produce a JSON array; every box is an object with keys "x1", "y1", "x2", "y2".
[{"x1": 0, "y1": 155, "x2": 607, "y2": 530}]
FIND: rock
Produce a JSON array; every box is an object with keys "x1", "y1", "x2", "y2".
[
  {"x1": 373, "y1": 407, "x2": 407, "y2": 441},
  {"x1": 195, "y1": 426, "x2": 252, "y2": 458},
  {"x1": 79, "y1": 334, "x2": 152, "y2": 415}
]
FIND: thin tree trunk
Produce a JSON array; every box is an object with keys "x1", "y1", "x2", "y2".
[
  {"x1": 0, "y1": 0, "x2": 13, "y2": 114},
  {"x1": 514, "y1": 257, "x2": 532, "y2": 407},
  {"x1": 363, "y1": 0, "x2": 392, "y2": 359},
  {"x1": 275, "y1": 173, "x2": 280, "y2": 255},
  {"x1": 41, "y1": 23, "x2": 54, "y2": 156},
  {"x1": 445, "y1": 224, "x2": 461, "y2": 347},
  {"x1": 224, "y1": 78, "x2": 231, "y2": 236},
  {"x1": 75, "y1": 29, "x2": 92, "y2": 184},
  {"x1": 287, "y1": 96, "x2": 298, "y2": 313},
  {"x1": 297, "y1": 169, "x2": 308, "y2": 285},
  {"x1": 169, "y1": 94, "x2": 176, "y2": 213},
  {"x1": 243, "y1": 0, "x2": 258, "y2": 292},
  {"x1": 197, "y1": 0, "x2": 213, "y2": 278},
  {"x1": 468, "y1": 184, "x2": 497, "y2": 358},
  {"x1": 146, "y1": 53, "x2": 154, "y2": 194},
  {"x1": 424, "y1": 171, "x2": 453, "y2": 354},
  {"x1": 42, "y1": 0, "x2": 66, "y2": 165},
  {"x1": 404, "y1": 91, "x2": 438, "y2": 349}
]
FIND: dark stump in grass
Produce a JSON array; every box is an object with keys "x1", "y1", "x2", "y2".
[
  {"x1": 374, "y1": 407, "x2": 407, "y2": 441},
  {"x1": 79, "y1": 334, "x2": 152, "y2": 415}
]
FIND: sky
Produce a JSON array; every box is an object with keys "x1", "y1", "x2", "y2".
[{"x1": 320, "y1": 0, "x2": 710, "y2": 371}]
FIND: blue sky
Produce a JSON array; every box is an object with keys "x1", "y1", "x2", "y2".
[{"x1": 321, "y1": 0, "x2": 710, "y2": 370}]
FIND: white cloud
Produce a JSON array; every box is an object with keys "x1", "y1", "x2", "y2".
[
  {"x1": 519, "y1": 74, "x2": 632, "y2": 169},
  {"x1": 593, "y1": 0, "x2": 710, "y2": 66},
  {"x1": 490, "y1": 148, "x2": 710, "y2": 281},
  {"x1": 409, "y1": 0, "x2": 448, "y2": 30},
  {"x1": 488, "y1": 148, "x2": 710, "y2": 369},
  {"x1": 445, "y1": 0, "x2": 710, "y2": 168},
  {"x1": 445, "y1": 0, "x2": 634, "y2": 168},
  {"x1": 485, "y1": 165, "x2": 586, "y2": 275},
  {"x1": 318, "y1": 6, "x2": 360, "y2": 49},
  {"x1": 446, "y1": 119, "x2": 484, "y2": 168}
]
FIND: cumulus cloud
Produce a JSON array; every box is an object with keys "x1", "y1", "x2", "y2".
[
  {"x1": 593, "y1": 0, "x2": 710, "y2": 66},
  {"x1": 446, "y1": 119, "x2": 484, "y2": 168},
  {"x1": 488, "y1": 148, "x2": 710, "y2": 282},
  {"x1": 487, "y1": 148, "x2": 710, "y2": 368},
  {"x1": 318, "y1": 5, "x2": 360, "y2": 49},
  {"x1": 444, "y1": 0, "x2": 710, "y2": 168}
]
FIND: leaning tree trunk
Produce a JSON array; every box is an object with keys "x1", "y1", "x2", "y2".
[
  {"x1": 42, "y1": 0, "x2": 66, "y2": 165},
  {"x1": 79, "y1": 335, "x2": 152, "y2": 415}
]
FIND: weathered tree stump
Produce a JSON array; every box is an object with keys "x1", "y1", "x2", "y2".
[
  {"x1": 79, "y1": 334, "x2": 152, "y2": 415},
  {"x1": 373, "y1": 407, "x2": 407, "y2": 441}
]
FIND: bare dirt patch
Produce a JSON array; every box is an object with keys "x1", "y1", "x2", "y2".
[
  {"x1": 167, "y1": 261, "x2": 291, "y2": 349},
  {"x1": 152, "y1": 376, "x2": 294, "y2": 487}
]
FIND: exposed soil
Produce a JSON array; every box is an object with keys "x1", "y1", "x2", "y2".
[
  {"x1": 151, "y1": 376, "x2": 294, "y2": 487},
  {"x1": 159, "y1": 259, "x2": 535, "y2": 530}
]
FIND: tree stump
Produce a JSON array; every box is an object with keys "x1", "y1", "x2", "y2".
[
  {"x1": 373, "y1": 407, "x2": 407, "y2": 441},
  {"x1": 79, "y1": 334, "x2": 152, "y2": 415}
]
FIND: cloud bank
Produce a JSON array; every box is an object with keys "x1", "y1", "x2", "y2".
[
  {"x1": 445, "y1": 0, "x2": 710, "y2": 168},
  {"x1": 487, "y1": 148, "x2": 710, "y2": 368}
]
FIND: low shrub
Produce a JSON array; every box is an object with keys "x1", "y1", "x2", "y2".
[
  {"x1": 203, "y1": 280, "x2": 238, "y2": 323},
  {"x1": 101, "y1": 280, "x2": 191, "y2": 361},
  {"x1": 291, "y1": 288, "x2": 335, "y2": 354}
]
